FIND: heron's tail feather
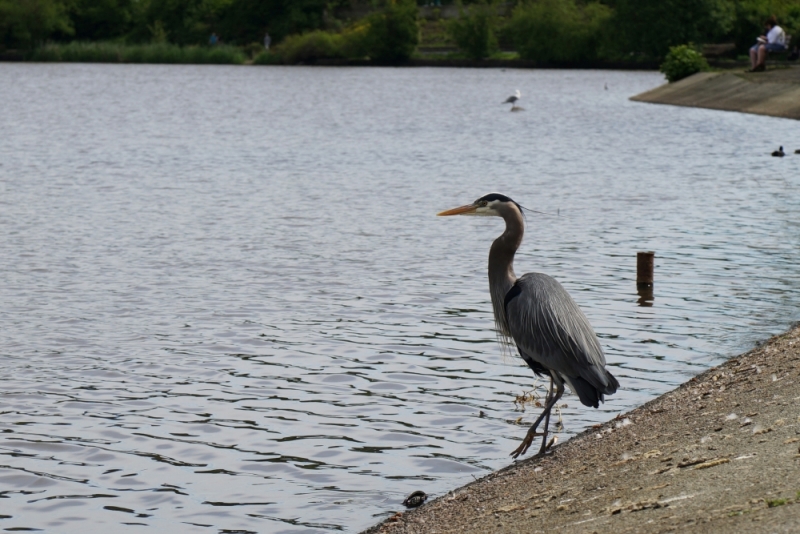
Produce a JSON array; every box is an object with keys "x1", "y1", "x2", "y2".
[
  {"x1": 569, "y1": 370, "x2": 619, "y2": 409},
  {"x1": 604, "y1": 370, "x2": 620, "y2": 394}
]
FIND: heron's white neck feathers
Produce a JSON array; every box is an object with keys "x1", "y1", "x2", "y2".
[{"x1": 487, "y1": 205, "x2": 524, "y2": 345}]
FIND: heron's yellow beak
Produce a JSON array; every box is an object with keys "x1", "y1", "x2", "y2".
[{"x1": 437, "y1": 204, "x2": 477, "y2": 216}]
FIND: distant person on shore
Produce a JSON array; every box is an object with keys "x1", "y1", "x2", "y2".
[
  {"x1": 264, "y1": 32, "x2": 271, "y2": 50},
  {"x1": 749, "y1": 16, "x2": 786, "y2": 72},
  {"x1": 209, "y1": 32, "x2": 219, "y2": 46}
]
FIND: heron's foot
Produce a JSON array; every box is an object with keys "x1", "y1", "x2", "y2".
[
  {"x1": 536, "y1": 435, "x2": 557, "y2": 457},
  {"x1": 510, "y1": 430, "x2": 544, "y2": 459},
  {"x1": 535, "y1": 435, "x2": 548, "y2": 456}
]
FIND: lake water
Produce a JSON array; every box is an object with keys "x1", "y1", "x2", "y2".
[{"x1": 1, "y1": 64, "x2": 799, "y2": 533}]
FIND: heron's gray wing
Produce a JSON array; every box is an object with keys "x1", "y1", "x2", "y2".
[{"x1": 504, "y1": 273, "x2": 618, "y2": 406}]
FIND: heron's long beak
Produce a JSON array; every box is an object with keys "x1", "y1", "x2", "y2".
[{"x1": 437, "y1": 204, "x2": 477, "y2": 216}]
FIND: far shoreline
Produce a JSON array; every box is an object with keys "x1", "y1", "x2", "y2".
[{"x1": 0, "y1": 49, "x2": 661, "y2": 70}]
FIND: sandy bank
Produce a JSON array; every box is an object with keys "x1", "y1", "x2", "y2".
[
  {"x1": 363, "y1": 326, "x2": 800, "y2": 533},
  {"x1": 631, "y1": 66, "x2": 800, "y2": 120}
]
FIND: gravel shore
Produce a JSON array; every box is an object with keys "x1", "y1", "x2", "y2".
[{"x1": 363, "y1": 326, "x2": 800, "y2": 533}]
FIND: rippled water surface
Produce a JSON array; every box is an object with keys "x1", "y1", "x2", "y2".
[{"x1": 1, "y1": 64, "x2": 799, "y2": 533}]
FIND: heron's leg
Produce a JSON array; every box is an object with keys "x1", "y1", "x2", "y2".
[
  {"x1": 510, "y1": 376, "x2": 564, "y2": 459},
  {"x1": 535, "y1": 378, "x2": 565, "y2": 457},
  {"x1": 536, "y1": 378, "x2": 556, "y2": 456}
]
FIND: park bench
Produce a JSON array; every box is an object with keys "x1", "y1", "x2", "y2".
[
  {"x1": 702, "y1": 43, "x2": 736, "y2": 58},
  {"x1": 768, "y1": 35, "x2": 797, "y2": 61}
]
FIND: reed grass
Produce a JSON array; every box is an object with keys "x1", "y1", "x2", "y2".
[
  {"x1": 30, "y1": 42, "x2": 246, "y2": 65},
  {"x1": 252, "y1": 51, "x2": 282, "y2": 65}
]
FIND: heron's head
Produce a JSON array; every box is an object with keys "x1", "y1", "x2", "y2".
[{"x1": 437, "y1": 193, "x2": 522, "y2": 218}]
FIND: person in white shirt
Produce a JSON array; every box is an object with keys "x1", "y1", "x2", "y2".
[{"x1": 749, "y1": 15, "x2": 786, "y2": 71}]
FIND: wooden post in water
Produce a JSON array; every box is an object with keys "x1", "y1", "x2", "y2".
[
  {"x1": 636, "y1": 251, "x2": 654, "y2": 288},
  {"x1": 636, "y1": 251, "x2": 654, "y2": 306}
]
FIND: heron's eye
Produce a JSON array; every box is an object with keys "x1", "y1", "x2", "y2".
[{"x1": 479, "y1": 200, "x2": 488, "y2": 207}]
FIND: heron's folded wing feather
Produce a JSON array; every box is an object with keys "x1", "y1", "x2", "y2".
[{"x1": 505, "y1": 273, "x2": 609, "y2": 387}]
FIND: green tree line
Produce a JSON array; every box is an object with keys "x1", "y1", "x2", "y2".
[
  {"x1": 0, "y1": 0, "x2": 345, "y2": 50},
  {"x1": 2, "y1": 0, "x2": 799, "y2": 62},
  {"x1": 449, "y1": 0, "x2": 799, "y2": 61}
]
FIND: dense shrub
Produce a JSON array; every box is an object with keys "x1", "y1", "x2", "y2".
[
  {"x1": 242, "y1": 41, "x2": 264, "y2": 59},
  {"x1": 266, "y1": 21, "x2": 373, "y2": 64},
  {"x1": 252, "y1": 50, "x2": 281, "y2": 64},
  {"x1": 508, "y1": 0, "x2": 612, "y2": 62},
  {"x1": 447, "y1": 0, "x2": 498, "y2": 59},
  {"x1": 185, "y1": 44, "x2": 246, "y2": 64},
  {"x1": 338, "y1": 19, "x2": 371, "y2": 58},
  {"x1": 659, "y1": 44, "x2": 710, "y2": 82},
  {"x1": 363, "y1": 0, "x2": 419, "y2": 62},
  {"x1": 271, "y1": 30, "x2": 344, "y2": 63}
]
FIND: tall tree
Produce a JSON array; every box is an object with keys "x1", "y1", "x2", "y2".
[
  {"x1": 612, "y1": 0, "x2": 734, "y2": 58},
  {"x1": 0, "y1": 0, "x2": 72, "y2": 49},
  {"x1": 144, "y1": 0, "x2": 233, "y2": 45},
  {"x1": 509, "y1": 0, "x2": 612, "y2": 62},
  {"x1": 364, "y1": 0, "x2": 418, "y2": 62},
  {"x1": 69, "y1": 0, "x2": 134, "y2": 41},
  {"x1": 220, "y1": 0, "x2": 328, "y2": 45}
]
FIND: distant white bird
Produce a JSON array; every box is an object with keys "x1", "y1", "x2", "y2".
[{"x1": 503, "y1": 89, "x2": 521, "y2": 106}]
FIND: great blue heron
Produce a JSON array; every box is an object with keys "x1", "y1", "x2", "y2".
[
  {"x1": 503, "y1": 89, "x2": 521, "y2": 106},
  {"x1": 438, "y1": 193, "x2": 619, "y2": 458}
]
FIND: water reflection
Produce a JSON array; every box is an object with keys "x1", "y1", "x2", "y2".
[
  {"x1": 0, "y1": 64, "x2": 799, "y2": 533},
  {"x1": 637, "y1": 286, "x2": 654, "y2": 307}
]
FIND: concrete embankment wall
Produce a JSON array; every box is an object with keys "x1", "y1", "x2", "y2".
[{"x1": 631, "y1": 68, "x2": 800, "y2": 120}]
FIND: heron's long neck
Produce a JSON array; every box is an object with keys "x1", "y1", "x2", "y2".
[{"x1": 488, "y1": 210, "x2": 524, "y2": 338}]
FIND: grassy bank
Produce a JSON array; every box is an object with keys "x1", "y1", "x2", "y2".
[{"x1": 29, "y1": 42, "x2": 246, "y2": 65}]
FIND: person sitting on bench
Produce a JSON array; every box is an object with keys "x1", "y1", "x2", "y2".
[{"x1": 749, "y1": 15, "x2": 786, "y2": 71}]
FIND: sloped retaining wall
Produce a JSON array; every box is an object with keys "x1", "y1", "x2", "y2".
[{"x1": 630, "y1": 69, "x2": 800, "y2": 120}]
